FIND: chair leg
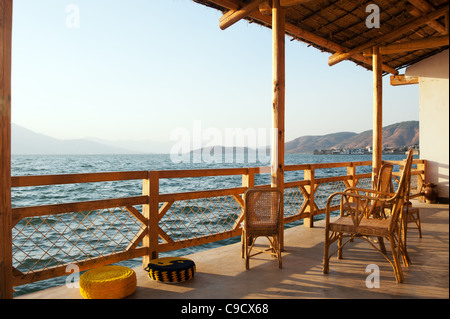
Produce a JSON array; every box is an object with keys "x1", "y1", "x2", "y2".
[
  {"x1": 416, "y1": 212, "x2": 422, "y2": 238},
  {"x1": 244, "y1": 234, "x2": 282, "y2": 270},
  {"x1": 242, "y1": 230, "x2": 251, "y2": 269},
  {"x1": 241, "y1": 232, "x2": 244, "y2": 259},
  {"x1": 268, "y1": 236, "x2": 276, "y2": 257},
  {"x1": 401, "y1": 218, "x2": 412, "y2": 267},
  {"x1": 389, "y1": 235, "x2": 404, "y2": 283},
  {"x1": 241, "y1": 230, "x2": 248, "y2": 259},
  {"x1": 245, "y1": 236, "x2": 251, "y2": 270},
  {"x1": 323, "y1": 227, "x2": 331, "y2": 274},
  {"x1": 378, "y1": 236, "x2": 387, "y2": 254},
  {"x1": 337, "y1": 233, "x2": 343, "y2": 259},
  {"x1": 275, "y1": 235, "x2": 282, "y2": 268}
]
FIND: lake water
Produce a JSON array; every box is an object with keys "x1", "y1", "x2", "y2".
[{"x1": 11, "y1": 153, "x2": 407, "y2": 296}]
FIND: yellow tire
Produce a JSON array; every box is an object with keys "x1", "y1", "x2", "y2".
[
  {"x1": 79, "y1": 265, "x2": 136, "y2": 299},
  {"x1": 145, "y1": 257, "x2": 195, "y2": 283}
]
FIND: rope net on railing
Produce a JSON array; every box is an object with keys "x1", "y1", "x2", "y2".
[
  {"x1": 12, "y1": 206, "x2": 145, "y2": 275},
  {"x1": 159, "y1": 195, "x2": 242, "y2": 242},
  {"x1": 283, "y1": 187, "x2": 306, "y2": 219}
]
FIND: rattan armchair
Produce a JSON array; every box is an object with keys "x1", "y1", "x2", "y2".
[
  {"x1": 241, "y1": 188, "x2": 283, "y2": 270},
  {"x1": 344, "y1": 163, "x2": 394, "y2": 254},
  {"x1": 323, "y1": 150, "x2": 414, "y2": 283}
]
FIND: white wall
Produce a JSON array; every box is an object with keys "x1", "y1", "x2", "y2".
[{"x1": 406, "y1": 49, "x2": 449, "y2": 201}]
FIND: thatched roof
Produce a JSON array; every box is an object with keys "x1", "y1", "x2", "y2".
[{"x1": 193, "y1": 0, "x2": 449, "y2": 74}]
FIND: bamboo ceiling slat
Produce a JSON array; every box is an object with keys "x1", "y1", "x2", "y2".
[{"x1": 194, "y1": 0, "x2": 449, "y2": 71}]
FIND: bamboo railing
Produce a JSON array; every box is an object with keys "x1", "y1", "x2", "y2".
[{"x1": 9, "y1": 159, "x2": 425, "y2": 289}]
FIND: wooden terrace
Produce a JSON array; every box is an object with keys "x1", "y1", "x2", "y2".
[{"x1": 18, "y1": 199, "x2": 449, "y2": 299}]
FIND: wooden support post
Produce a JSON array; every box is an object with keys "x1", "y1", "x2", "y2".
[
  {"x1": 0, "y1": 0, "x2": 13, "y2": 300},
  {"x1": 142, "y1": 171, "x2": 160, "y2": 268},
  {"x1": 271, "y1": 0, "x2": 285, "y2": 248},
  {"x1": 372, "y1": 46, "x2": 383, "y2": 186}
]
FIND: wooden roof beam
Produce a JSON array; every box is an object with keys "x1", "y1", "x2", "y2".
[
  {"x1": 219, "y1": 0, "x2": 315, "y2": 30},
  {"x1": 390, "y1": 74, "x2": 419, "y2": 86},
  {"x1": 408, "y1": 6, "x2": 447, "y2": 35},
  {"x1": 219, "y1": 0, "x2": 264, "y2": 30},
  {"x1": 209, "y1": 0, "x2": 241, "y2": 11},
  {"x1": 362, "y1": 35, "x2": 449, "y2": 55},
  {"x1": 328, "y1": 4, "x2": 449, "y2": 67},
  {"x1": 446, "y1": 12, "x2": 449, "y2": 34},
  {"x1": 408, "y1": 0, "x2": 448, "y2": 34},
  {"x1": 408, "y1": 0, "x2": 441, "y2": 16},
  {"x1": 208, "y1": 0, "x2": 315, "y2": 10},
  {"x1": 280, "y1": 0, "x2": 315, "y2": 6}
]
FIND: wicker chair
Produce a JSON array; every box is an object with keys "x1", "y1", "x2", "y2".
[
  {"x1": 345, "y1": 163, "x2": 394, "y2": 254},
  {"x1": 323, "y1": 150, "x2": 414, "y2": 283},
  {"x1": 241, "y1": 188, "x2": 283, "y2": 270}
]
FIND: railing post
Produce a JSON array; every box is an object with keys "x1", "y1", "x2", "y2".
[
  {"x1": 346, "y1": 163, "x2": 358, "y2": 207},
  {"x1": 303, "y1": 167, "x2": 315, "y2": 228},
  {"x1": 242, "y1": 168, "x2": 255, "y2": 189},
  {"x1": 417, "y1": 161, "x2": 426, "y2": 202},
  {"x1": 347, "y1": 163, "x2": 356, "y2": 188},
  {"x1": 142, "y1": 171, "x2": 159, "y2": 268}
]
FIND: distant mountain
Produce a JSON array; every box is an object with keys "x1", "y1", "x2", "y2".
[
  {"x1": 286, "y1": 121, "x2": 419, "y2": 153},
  {"x1": 11, "y1": 124, "x2": 140, "y2": 155},
  {"x1": 86, "y1": 137, "x2": 172, "y2": 154},
  {"x1": 285, "y1": 132, "x2": 357, "y2": 154}
]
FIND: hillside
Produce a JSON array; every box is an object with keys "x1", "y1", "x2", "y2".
[
  {"x1": 11, "y1": 121, "x2": 419, "y2": 155},
  {"x1": 285, "y1": 132, "x2": 357, "y2": 154},
  {"x1": 11, "y1": 124, "x2": 138, "y2": 155},
  {"x1": 286, "y1": 121, "x2": 419, "y2": 153}
]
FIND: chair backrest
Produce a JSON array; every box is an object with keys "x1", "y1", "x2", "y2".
[
  {"x1": 244, "y1": 188, "x2": 282, "y2": 235},
  {"x1": 376, "y1": 163, "x2": 394, "y2": 194},
  {"x1": 388, "y1": 149, "x2": 414, "y2": 230},
  {"x1": 368, "y1": 163, "x2": 394, "y2": 216}
]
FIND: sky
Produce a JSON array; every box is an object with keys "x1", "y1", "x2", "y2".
[{"x1": 11, "y1": 0, "x2": 419, "y2": 151}]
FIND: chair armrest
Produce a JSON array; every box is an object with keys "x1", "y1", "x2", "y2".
[
  {"x1": 325, "y1": 190, "x2": 400, "y2": 223},
  {"x1": 343, "y1": 187, "x2": 394, "y2": 197}
]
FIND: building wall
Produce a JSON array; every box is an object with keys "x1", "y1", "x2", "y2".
[{"x1": 406, "y1": 49, "x2": 449, "y2": 201}]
